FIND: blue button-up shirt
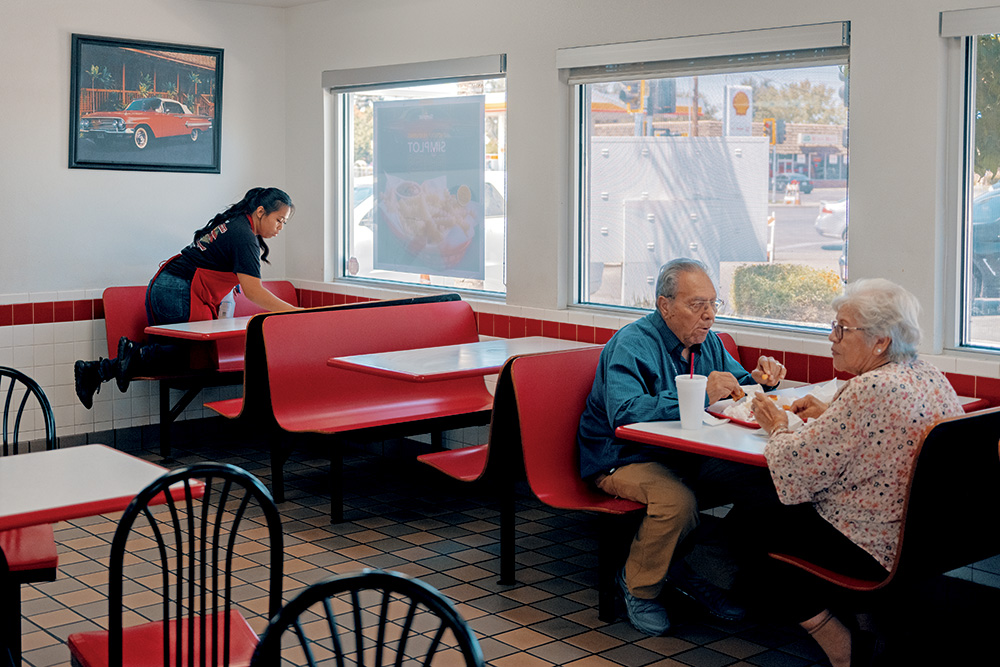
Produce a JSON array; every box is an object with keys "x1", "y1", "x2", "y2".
[{"x1": 577, "y1": 311, "x2": 756, "y2": 480}]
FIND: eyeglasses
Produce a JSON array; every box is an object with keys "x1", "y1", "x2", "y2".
[
  {"x1": 830, "y1": 320, "x2": 867, "y2": 342},
  {"x1": 685, "y1": 299, "x2": 725, "y2": 313}
]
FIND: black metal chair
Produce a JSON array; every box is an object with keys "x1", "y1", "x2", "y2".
[
  {"x1": 0, "y1": 366, "x2": 58, "y2": 666},
  {"x1": 250, "y1": 569, "x2": 485, "y2": 667},
  {"x1": 67, "y1": 463, "x2": 284, "y2": 667}
]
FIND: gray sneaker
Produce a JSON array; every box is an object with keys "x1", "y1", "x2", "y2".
[{"x1": 617, "y1": 568, "x2": 671, "y2": 636}]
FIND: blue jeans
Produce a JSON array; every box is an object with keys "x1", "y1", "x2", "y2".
[{"x1": 146, "y1": 271, "x2": 191, "y2": 325}]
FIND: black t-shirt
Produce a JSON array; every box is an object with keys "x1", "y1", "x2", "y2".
[{"x1": 165, "y1": 215, "x2": 262, "y2": 280}]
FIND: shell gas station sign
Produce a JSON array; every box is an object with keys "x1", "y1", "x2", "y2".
[{"x1": 724, "y1": 85, "x2": 753, "y2": 136}]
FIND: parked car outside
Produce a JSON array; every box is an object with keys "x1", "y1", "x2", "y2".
[
  {"x1": 349, "y1": 172, "x2": 505, "y2": 293},
  {"x1": 827, "y1": 190, "x2": 1000, "y2": 296},
  {"x1": 814, "y1": 199, "x2": 847, "y2": 239},
  {"x1": 79, "y1": 97, "x2": 212, "y2": 150},
  {"x1": 971, "y1": 188, "x2": 1000, "y2": 298},
  {"x1": 772, "y1": 172, "x2": 814, "y2": 194}
]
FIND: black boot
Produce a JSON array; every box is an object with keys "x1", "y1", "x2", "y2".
[
  {"x1": 74, "y1": 358, "x2": 117, "y2": 409},
  {"x1": 116, "y1": 336, "x2": 141, "y2": 393}
]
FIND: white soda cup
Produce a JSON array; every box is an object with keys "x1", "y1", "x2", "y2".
[{"x1": 675, "y1": 374, "x2": 707, "y2": 430}]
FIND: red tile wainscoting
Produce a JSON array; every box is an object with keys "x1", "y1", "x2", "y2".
[
  {"x1": 0, "y1": 299, "x2": 99, "y2": 327},
  {"x1": 4, "y1": 289, "x2": 1000, "y2": 409}
]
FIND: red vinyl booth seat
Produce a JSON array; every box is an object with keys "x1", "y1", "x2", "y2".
[{"x1": 262, "y1": 300, "x2": 494, "y2": 436}]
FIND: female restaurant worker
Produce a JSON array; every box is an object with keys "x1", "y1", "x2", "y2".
[
  {"x1": 747, "y1": 278, "x2": 962, "y2": 667},
  {"x1": 74, "y1": 187, "x2": 301, "y2": 408}
]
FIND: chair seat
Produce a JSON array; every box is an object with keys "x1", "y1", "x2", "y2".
[
  {"x1": 767, "y1": 552, "x2": 886, "y2": 592},
  {"x1": 417, "y1": 445, "x2": 490, "y2": 482},
  {"x1": 205, "y1": 397, "x2": 244, "y2": 419},
  {"x1": 0, "y1": 524, "x2": 58, "y2": 573},
  {"x1": 67, "y1": 610, "x2": 258, "y2": 667},
  {"x1": 534, "y1": 488, "x2": 645, "y2": 515}
]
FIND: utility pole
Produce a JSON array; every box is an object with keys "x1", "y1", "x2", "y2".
[{"x1": 690, "y1": 76, "x2": 700, "y2": 137}]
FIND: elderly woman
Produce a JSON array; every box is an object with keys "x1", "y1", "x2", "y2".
[{"x1": 748, "y1": 279, "x2": 962, "y2": 667}]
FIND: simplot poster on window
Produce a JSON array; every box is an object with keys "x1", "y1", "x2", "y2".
[{"x1": 373, "y1": 97, "x2": 486, "y2": 279}]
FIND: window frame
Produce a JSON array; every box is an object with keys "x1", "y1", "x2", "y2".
[
  {"x1": 941, "y1": 7, "x2": 1000, "y2": 353},
  {"x1": 322, "y1": 55, "x2": 506, "y2": 290},
  {"x1": 561, "y1": 24, "x2": 850, "y2": 332}
]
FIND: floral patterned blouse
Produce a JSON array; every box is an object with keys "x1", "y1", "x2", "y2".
[{"x1": 764, "y1": 359, "x2": 963, "y2": 570}]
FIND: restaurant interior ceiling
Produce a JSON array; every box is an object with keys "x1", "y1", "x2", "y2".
[{"x1": 198, "y1": 0, "x2": 321, "y2": 7}]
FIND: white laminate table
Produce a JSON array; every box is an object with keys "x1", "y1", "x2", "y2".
[
  {"x1": 616, "y1": 385, "x2": 989, "y2": 468},
  {"x1": 616, "y1": 419, "x2": 769, "y2": 467},
  {"x1": 145, "y1": 315, "x2": 252, "y2": 341},
  {"x1": 327, "y1": 336, "x2": 603, "y2": 382},
  {"x1": 0, "y1": 444, "x2": 177, "y2": 531}
]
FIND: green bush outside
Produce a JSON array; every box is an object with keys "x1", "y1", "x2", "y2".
[{"x1": 732, "y1": 263, "x2": 843, "y2": 322}]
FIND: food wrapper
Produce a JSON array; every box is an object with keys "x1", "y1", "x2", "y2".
[{"x1": 712, "y1": 379, "x2": 844, "y2": 431}]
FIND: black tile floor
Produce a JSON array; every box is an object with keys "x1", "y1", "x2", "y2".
[{"x1": 16, "y1": 434, "x2": 1000, "y2": 666}]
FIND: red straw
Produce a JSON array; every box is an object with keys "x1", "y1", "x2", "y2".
[{"x1": 690, "y1": 351, "x2": 694, "y2": 378}]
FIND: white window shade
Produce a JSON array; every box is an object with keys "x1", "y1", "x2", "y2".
[
  {"x1": 941, "y1": 7, "x2": 1000, "y2": 38},
  {"x1": 323, "y1": 55, "x2": 505, "y2": 93},
  {"x1": 557, "y1": 22, "x2": 849, "y2": 83}
]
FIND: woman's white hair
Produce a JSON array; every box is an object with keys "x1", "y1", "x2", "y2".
[{"x1": 831, "y1": 278, "x2": 921, "y2": 362}]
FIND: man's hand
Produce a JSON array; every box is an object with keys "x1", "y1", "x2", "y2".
[
  {"x1": 789, "y1": 394, "x2": 828, "y2": 420},
  {"x1": 706, "y1": 371, "x2": 742, "y2": 404},
  {"x1": 751, "y1": 392, "x2": 789, "y2": 435},
  {"x1": 750, "y1": 356, "x2": 786, "y2": 387}
]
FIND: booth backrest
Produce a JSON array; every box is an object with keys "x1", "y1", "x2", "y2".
[
  {"x1": 261, "y1": 299, "x2": 487, "y2": 433},
  {"x1": 510, "y1": 346, "x2": 641, "y2": 514},
  {"x1": 103, "y1": 286, "x2": 152, "y2": 358},
  {"x1": 104, "y1": 281, "x2": 299, "y2": 372},
  {"x1": 233, "y1": 280, "x2": 298, "y2": 317}
]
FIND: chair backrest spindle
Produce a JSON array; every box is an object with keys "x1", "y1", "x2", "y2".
[{"x1": 250, "y1": 569, "x2": 484, "y2": 667}]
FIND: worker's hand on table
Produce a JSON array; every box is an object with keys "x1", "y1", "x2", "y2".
[{"x1": 751, "y1": 356, "x2": 786, "y2": 387}]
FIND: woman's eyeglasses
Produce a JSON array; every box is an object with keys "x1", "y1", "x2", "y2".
[{"x1": 830, "y1": 320, "x2": 867, "y2": 341}]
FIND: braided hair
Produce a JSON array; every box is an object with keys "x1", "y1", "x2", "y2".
[{"x1": 192, "y1": 187, "x2": 294, "y2": 264}]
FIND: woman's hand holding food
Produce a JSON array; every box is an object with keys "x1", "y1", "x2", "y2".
[
  {"x1": 751, "y1": 356, "x2": 786, "y2": 387},
  {"x1": 706, "y1": 371, "x2": 742, "y2": 404},
  {"x1": 789, "y1": 394, "x2": 828, "y2": 420},
  {"x1": 751, "y1": 392, "x2": 789, "y2": 435}
]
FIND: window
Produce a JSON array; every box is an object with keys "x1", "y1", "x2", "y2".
[
  {"x1": 562, "y1": 24, "x2": 850, "y2": 329},
  {"x1": 943, "y1": 8, "x2": 1000, "y2": 349},
  {"x1": 324, "y1": 56, "x2": 506, "y2": 294}
]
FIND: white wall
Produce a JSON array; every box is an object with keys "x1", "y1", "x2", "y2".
[
  {"x1": 0, "y1": 0, "x2": 291, "y2": 437},
  {"x1": 0, "y1": 0, "x2": 290, "y2": 297}
]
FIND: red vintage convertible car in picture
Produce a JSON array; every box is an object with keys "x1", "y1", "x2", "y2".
[{"x1": 79, "y1": 97, "x2": 212, "y2": 150}]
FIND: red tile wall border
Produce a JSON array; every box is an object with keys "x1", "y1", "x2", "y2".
[
  {"x1": 2, "y1": 299, "x2": 101, "y2": 325},
  {"x1": 3, "y1": 289, "x2": 998, "y2": 409}
]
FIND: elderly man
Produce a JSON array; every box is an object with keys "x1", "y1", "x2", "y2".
[{"x1": 578, "y1": 258, "x2": 785, "y2": 636}]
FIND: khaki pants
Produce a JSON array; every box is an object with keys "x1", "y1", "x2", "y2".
[{"x1": 596, "y1": 461, "x2": 699, "y2": 600}]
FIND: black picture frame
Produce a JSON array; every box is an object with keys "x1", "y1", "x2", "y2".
[{"x1": 69, "y1": 34, "x2": 223, "y2": 173}]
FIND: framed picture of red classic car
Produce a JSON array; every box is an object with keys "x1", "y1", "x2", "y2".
[{"x1": 69, "y1": 34, "x2": 223, "y2": 173}]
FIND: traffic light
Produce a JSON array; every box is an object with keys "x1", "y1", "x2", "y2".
[
  {"x1": 763, "y1": 118, "x2": 775, "y2": 144},
  {"x1": 775, "y1": 119, "x2": 786, "y2": 144},
  {"x1": 619, "y1": 81, "x2": 643, "y2": 112}
]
